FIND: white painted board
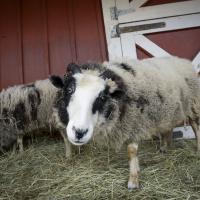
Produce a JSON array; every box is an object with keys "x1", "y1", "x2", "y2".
[{"x1": 118, "y1": 0, "x2": 200, "y2": 23}]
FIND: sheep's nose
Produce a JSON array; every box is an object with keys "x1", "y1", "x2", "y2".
[{"x1": 73, "y1": 127, "x2": 88, "y2": 140}]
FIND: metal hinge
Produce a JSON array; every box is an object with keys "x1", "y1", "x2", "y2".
[
  {"x1": 110, "y1": 6, "x2": 135, "y2": 20},
  {"x1": 111, "y1": 25, "x2": 120, "y2": 38}
]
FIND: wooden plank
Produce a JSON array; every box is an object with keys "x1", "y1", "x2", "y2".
[
  {"x1": 120, "y1": 33, "x2": 137, "y2": 59},
  {"x1": 137, "y1": 28, "x2": 200, "y2": 60},
  {"x1": 118, "y1": 0, "x2": 200, "y2": 23},
  {"x1": 130, "y1": 0, "x2": 148, "y2": 9},
  {"x1": 0, "y1": 0, "x2": 23, "y2": 89},
  {"x1": 108, "y1": 38, "x2": 123, "y2": 60},
  {"x1": 119, "y1": 14, "x2": 200, "y2": 35},
  {"x1": 134, "y1": 34, "x2": 171, "y2": 57},
  {"x1": 116, "y1": 0, "x2": 131, "y2": 11},
  {"x1": 72, "y1": 0, "x2": 107, "y2": 63},
  {"x1": 22, "y1": 0, "x2": 49, "y2": 83},
  {"x1": 46, "y1": 0, "x2": 73, "y2": 75},
  {"x1": 95, "y1": 0, "x2": 109, "y2": 62},
  {"x1": 101, "y1": 0, "x2": 122, "y2": 60},
  {"x1": 192, "y1": 52, "x2": 200, "y2": 72}
]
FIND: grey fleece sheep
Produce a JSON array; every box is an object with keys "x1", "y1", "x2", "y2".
[
  {"x1": 50, "y1": 56, "x2": 200, "y2": 189},
  {"x1": 0, "y1": 79, "x2": 71, "y2": 154}
]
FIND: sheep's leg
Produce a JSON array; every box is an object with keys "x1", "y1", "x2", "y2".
[
  {"x1": 192, "y1": 124, "x2": 200, "y2": 152},
  {"x1": 190, "y1": 122, "x2": 200, "y2": 152},
  {"x1": 127, "y1": 143, "x2": 140, "y2": 190},
  {"x1": 160, "y1": 131, "x2": 172, "y2": 153},
  {"x1": 60, "y1": 130, "x2": 72, "y2": 158},
  {"x1": 196, "y1": 128, "x2": 200, "y2": 152},
  {"x1": 17, "y1": 135, "x2": 23, "y2": 152}
]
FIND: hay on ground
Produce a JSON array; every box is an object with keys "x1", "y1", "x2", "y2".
[{"x1": 0, "y1": 137, "x2": 200, "y2": 200}]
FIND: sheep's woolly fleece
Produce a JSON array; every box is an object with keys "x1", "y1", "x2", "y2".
[
  {"x1": 0, "y1": 79, "x2": 59, "y2": 150},
  {"x1": 80, "y1": 57, "x2": 200, "y2": 151}
]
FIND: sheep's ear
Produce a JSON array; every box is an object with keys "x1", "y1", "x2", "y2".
[
  {"x1": 67, "y1": 63, "x2": 81, "y2": 74},
  {"x1": 100, "y1": 70, "x2": 126, "y2": 99},
  {"x1": 49, "y1": 75, "x2": 64, "y2": 88},
  {"x1": 106, "y1": 79, "x2": 125, "y2": 99}
]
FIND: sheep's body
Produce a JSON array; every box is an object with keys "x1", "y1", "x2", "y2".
[
  {"x1": 0, "y1": 79, "x2": 60, "y2": 151},
  {"x1": 92, "y1": 57, "x2": 200, "y2": 150},
  {"x1": 51, "y1": 56, "x2": 200, "y2": 189}
]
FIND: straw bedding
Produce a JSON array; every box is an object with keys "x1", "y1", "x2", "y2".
[{"x1": 0, "y1": 136, "x2": 200, "y2": 200}]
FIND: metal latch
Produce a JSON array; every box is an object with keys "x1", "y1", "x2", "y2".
[
  {"x1": 111, "y1": 22, "x2": 166, "y2": 38},
  {"x1": 110, "y1": 6, "x2": 135, "y2": 20}
]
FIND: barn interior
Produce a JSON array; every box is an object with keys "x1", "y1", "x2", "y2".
[{"x1": 0, "y1": 0, "x2": 200, "y2": 199}]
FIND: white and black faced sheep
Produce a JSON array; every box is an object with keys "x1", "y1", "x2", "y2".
[
  {"x1": 50, "y1": 57, "x2": 200, "y2": 189},
  {"x1": 0, "y1": 79, "x2": 72, "y2": 156}
]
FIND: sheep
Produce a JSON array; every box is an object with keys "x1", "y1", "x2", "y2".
[
  {"x1": 50, "y1": 57, "x2": 200, "y2": 189},
  {"x1": 0, "y1": 79, "x2": 72, "y2": 156}
]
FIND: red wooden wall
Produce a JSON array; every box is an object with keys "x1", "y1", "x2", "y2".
[{"x1": 0, "y1": 0, "x2": 107, "y2": 89}]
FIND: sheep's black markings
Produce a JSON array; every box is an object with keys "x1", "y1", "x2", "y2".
[
  {"x1": 8, "y1": 94, "x2": 11, "y2": 101},
  {"x1": 156, "y1": 90, "x2": 164, "y2": 103},
  {"x1": 184, "y1": 77, "x2": 194, "y2": 89},
  {"x1": 54, "y1": 76, "x2": 76, "y2": 126},
  {"x1": 50, "y1": 75, "x2": 64, "y2": 89},
  {"x1": 2, "y1": 108, "x2": 8, "y2": 116},
  {"x1": 12, "y1": 101, "x2": 29, "y2": 129},
  {"x1": 120, "y1": 63, "x2": 136, "y2": 76},
  {"x1": 80, "y1": 63, "x2": 103, "y2": 72},
  {"x1": 56, "y1": 94, "x2": 69, "y2": 126},
  {"x1": 25, "y1": 85, "x2": 41, "y2": 121},
  {"x1": 185, "y1": 77, "x2": 189, "y2": 83},
  {"x1": 67, "y1": 63, "x2": 81, "y2": 74},
  {"x1": 104, "y1": 104, "x2": 115, "y2": 120},
  {"x1": 133, "y1": 95, "x2": 150, "y2": 113},
  {"x1": 35, "y1": 89, "x2": 41, "y2": 105},
  {"x1": 180, "y1": 88, "x2": 187, "y2": 109},
  {"x1": 92, "y1": 88, "x2": 109, "y2": 115},
  {"x1": 2, "y1": 108, "x2": 9, "y2": 124},
  {"x1": 28, "y1": 93, "x2": 37, "y2": 120},
  {"x1": 100, "y1": 69, "x2": 130, "y2": 120},
  {"x1": 0, "y1": 124, "x2": 17, "y2": 152},
  {"x1": 100, "y1": 69, "x2": 126, "y2": 93},
  {"x1": 147, "y1": 110, "x2": 157, "y2": 122}
]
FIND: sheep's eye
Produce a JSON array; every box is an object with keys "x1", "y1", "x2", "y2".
[
  {"x1": 99, "y1": 94, "x2": 106, "y2": 101},
  {"x1": 67, "y1": 88, "x2": 72, "y2": 93},
  {"x1": 67, "y1": 86, "x2": 74, "y2": 94},
  {"x1": 100, "y1": 95, "x2": 105, "y2": 100}
]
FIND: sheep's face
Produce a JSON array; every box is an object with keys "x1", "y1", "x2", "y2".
[
  {"x1": 65, "y1": 73, "x2": 106, "y2": 145},
  {"x1": 50, "y1": 63, "x2": 125, "y2": 146}
]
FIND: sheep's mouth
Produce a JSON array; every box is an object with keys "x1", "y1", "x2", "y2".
[
  {"x1": 71, "y1": 140, "x2": 85, "y2": 146},
  {"x1": 75, "y1": 141, "x2": 84, "y2": 144}
]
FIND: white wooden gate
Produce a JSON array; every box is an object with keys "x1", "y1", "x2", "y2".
[{"x1": 101, "y1": 0, "x2": 200, "y2": 70}]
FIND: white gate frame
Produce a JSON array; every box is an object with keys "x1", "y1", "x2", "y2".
[{"x1": 101, "y1": 0, "x2": 200, "y2": 71}]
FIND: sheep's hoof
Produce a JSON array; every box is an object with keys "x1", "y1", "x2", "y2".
[
  {"x1": 196, "y1": 149, "x2": 200, "y2": 155},
  {"x1": 19, "y1": 145, "x2": 24, "y2": 153},
  {"x1": 159, "y1": 146, "x2": 167, "y2": 154},
  {"x1": 65, "y1": 151, "x2": 72, "y2": 159},
  {"x1": 159, "y1": 149, "x2": 167, "y2": 154},
  {"x1": 127, "y1": 181, "x2": 139, "y2": 190}
]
